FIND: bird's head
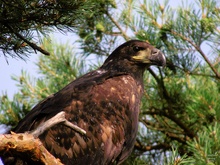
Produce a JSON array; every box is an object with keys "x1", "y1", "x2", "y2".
[
  {"x1": 129, "y1": 41, "x2": 166, "y2": 67},
  {"x1": 102, "y1": 40, "x2": 166, "y2": 70}
]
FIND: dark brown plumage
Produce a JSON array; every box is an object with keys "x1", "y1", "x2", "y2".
[{"x1": 3, "y1": 40, "x2": 165, "y2": 165}]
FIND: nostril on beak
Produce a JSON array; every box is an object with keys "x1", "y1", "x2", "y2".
[
  {"x1": 152, "y1": 48, "x2": 159, "y2": 56},
  {"x1": 149, "y1": 48, "x2": 166, "y2": 67}
]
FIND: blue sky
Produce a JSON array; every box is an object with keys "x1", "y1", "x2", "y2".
[
  {"x1": 0, "y1": 0, "x2": 181, "y2": 99},
  {"x1": 0, "y1": 0, "x2": 181, "y2": 164},
  {"x1": 0, "y1": 0, "x2": 181, "y2": 132},
  {"x1": 0, "y1": 34, "x2": 73, "y2": 99}
]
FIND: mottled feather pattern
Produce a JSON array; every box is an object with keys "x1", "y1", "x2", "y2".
[
  {"x1": 2, "y1": 40, "x2": 165, "y2": 165},
  {"x1": 38, "y1": 74, "x2": 143, "y2": 165}
]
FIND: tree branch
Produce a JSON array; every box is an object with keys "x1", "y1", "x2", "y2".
[
  {"x1": 4, "y1": 23, "x2": 50, "y2": 56},
  {"x1": 141, "y1": 107, "x2": 195, "y2": 143},
  {"x1": 0, "y1": 133, "x2": 63, "y2": 165},
  {"x1": 134, "y1": 140, "x2": 171, "y2": 152},
  {"x1": 105, "y1": 10, "x2": 130, "y2": 41},
  {"x1": 170, "y1": 30, "x2": 220, "y2": 79},
  {"x1": 164, "y1": 109, "x2": 196, "y2": 140},
  {"x1": 0, "y1": 112, "x2": 86, "y2": 164},
  {"x1": 146, "y1": 68, "x2": 197, "y2": 139},
  {"x1": 148, "y1": 67, "x2": 170, "y2": 100}
]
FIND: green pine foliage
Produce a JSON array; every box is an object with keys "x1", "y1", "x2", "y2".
[
  {"x1": 0, "y1": 39, "x2": 87, "y2": 126},
  {"x1": 1, "y1": 0, "x2": 220, "y2": 164},
  {"x1": 186, "y1": 122, "x2": 220, "y2": 165},
  {"x1": 0, "y1": 0, "x2": 116, "y2": 58}
]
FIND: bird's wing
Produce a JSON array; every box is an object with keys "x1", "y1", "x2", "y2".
[
  {"x1": 13, "y1": 69, "x2": 110, "y2": 132},
  {"x1": 11, "y1": 69, "x2": 133, "y2": 165}
]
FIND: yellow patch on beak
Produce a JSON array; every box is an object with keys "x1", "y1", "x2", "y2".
[
  {"x1": 132, "y1": 48, "x2": 151, "y2": 63},
  {"x1": 132, "y1": 47, "x2": 166, "y2": 66}
]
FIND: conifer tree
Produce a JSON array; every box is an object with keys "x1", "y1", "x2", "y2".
[
  {"x1": 0, "y1": 0, "x2": 116, "y2": 59},
  {"x1": 1, "y1": 0, "x2": 220, "y2": 164}
]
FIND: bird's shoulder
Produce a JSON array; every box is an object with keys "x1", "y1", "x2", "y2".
[
  {"x1": 13, "y1": 68, "x2": 136, "y2": 132},
  {"x1": 13, "y1": 69, "x2": 109, "y2": 131}
]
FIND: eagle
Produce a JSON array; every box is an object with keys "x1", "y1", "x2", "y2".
[{"x1": 3, "y1": 40, "x2": 165, "y2": 165}]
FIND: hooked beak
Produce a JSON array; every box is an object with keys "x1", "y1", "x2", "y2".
[
  {"x1": 132, "y1": 47, "x2": 166, "y2": 67},
  {"x1": 149, "y1": 48, "x2": 166, "y2": 67}
]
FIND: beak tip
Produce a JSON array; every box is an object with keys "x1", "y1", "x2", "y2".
[
  {"x1": 150, "y1": 51, "x2": 166, "y2": 67},
  {"x1": 161, "y1": 54, "x2": 166, "y2": 67}
]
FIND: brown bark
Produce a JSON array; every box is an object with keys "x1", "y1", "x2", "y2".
[
  {"x1": 0, "y1": 111, "x2": 86, "y2": 164},
  {"x1": 0, "y1": 133, "x2": 63, "y2": 165}
]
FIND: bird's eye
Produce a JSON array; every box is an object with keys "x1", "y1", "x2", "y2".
[{"x1": 133, "y1": 46, "x2": 143, "y2": 52}]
